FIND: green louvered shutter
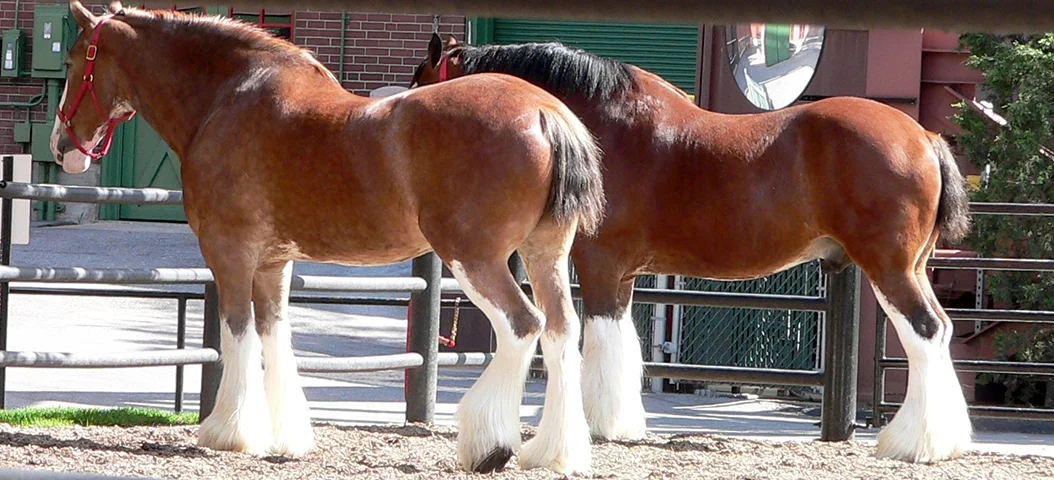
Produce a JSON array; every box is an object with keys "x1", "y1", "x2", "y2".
[{"x1": 484, "y1": 19, "x2": 698, "y2": 95}]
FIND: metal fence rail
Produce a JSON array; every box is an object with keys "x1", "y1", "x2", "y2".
[{"x1": 873, "y1": 203, "x2": 1054, "y2": 426}]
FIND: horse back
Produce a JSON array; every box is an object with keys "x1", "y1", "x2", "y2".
[{"x1": 181, "y1": 72, "x2": 575, "y2": 266}]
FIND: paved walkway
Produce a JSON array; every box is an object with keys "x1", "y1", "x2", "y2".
[{"x1": 4, "y1": 221, "x2": 1052, "y2": 458}]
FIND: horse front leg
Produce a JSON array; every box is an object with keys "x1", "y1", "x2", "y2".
[
  {"x1": 254, "y1": 260, "x2": 315, "y2": 456},
  {"x1": 579, "y1": 271, "x2": 647, "y2": 441},
  {"x1": 198, "y1": 254, "x2": 273, "y2": 454}
]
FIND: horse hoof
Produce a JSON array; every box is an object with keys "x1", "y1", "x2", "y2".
[{"x1": 473, "y1": 446, "x2": 514, "y2": 473}]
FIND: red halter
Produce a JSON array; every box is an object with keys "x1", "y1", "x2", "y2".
[
  {"x1": 56, "y1": 15, "x2": 136, "y2": 160},
  {"x1": 437, "y1": 53, "x2": 450, "y2": 82}
]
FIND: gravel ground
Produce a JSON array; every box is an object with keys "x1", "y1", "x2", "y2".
[{"x1": 0, "y1": 423, "x2": 1049, "y2": 480}]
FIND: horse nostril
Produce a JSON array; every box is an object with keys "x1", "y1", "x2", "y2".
[{"x1": 56, "y1": 136, "x2": 73, "y2": 154}]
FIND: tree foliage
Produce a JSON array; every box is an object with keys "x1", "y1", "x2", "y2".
[
  {"x1": 955, "y1": 33, "x2": 1054, "y2": 311},
  {"x1": 956, "y1": 33, "x2": 1054, "y2": 405}
]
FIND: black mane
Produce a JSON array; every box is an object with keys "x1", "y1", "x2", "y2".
[{"x1": 459, "y1": 42, "x2": 634, "y2": 100}]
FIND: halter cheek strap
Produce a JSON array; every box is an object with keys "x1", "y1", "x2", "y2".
[
  {"x1": 55, "y1": 15, "x2": 136, "y2": 160},
  {"x1": 437, "y1": 52, "x2": 450, "y2": 82}
]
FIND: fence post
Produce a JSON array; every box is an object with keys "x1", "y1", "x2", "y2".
[
  {"x1": 872, "y1": 309, "x2": 888, "y2": 427},
  {"x1": 406, "y1": 252, "x2": 442, "y2": 423},
  {"x1": 821, "y1": 265, "x2": 860, "y2": 441},
  {"x1": 199, "y1": 282, "x2": 222, "y2": 421},
  {"x1": 0, "y1": 156, "x2": 12, "y2": 409},
  {"x1": 508, "y1": 253, "x2": 526, "y2": 284}
]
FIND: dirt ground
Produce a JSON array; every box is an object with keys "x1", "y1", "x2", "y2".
[{"x1": 0, "y1": 423, "x2": 1050, "y2": 480}]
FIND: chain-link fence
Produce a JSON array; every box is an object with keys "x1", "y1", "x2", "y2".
[
  {"x1": 677, "y1": 261, "x2": 824, "y2": 371},
  {"x1": 567, "y1": 259, "x2": 822, "y2": 374}
]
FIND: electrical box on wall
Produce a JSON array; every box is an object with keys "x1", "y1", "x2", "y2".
[
  {"x1": 1, "y1": 29, "x2": 25, "y2": 78},
  {"x1": 31, "y1": 4, "x2": 76, "y2": 78}
]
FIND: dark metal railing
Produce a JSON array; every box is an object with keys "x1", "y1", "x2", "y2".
[{"x1": 872, "y1": 203, "x2": 1054, "y2": 426}]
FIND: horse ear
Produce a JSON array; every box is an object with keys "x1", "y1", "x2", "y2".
[
  {"x1": 69, "y1": 1, "x2": 96, "y2": 31},
  {"x1": 428, "y1": 33, "x2": 443, "y2": 67},
  {"x1": 108, "y1": 1, "x2": 124, "y2": 13},
  {"x1": 445, "y1": 35, "x2": 459, "y2": 50}
]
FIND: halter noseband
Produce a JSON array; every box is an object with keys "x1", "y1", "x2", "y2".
[{"x1": 56, "y1": 15, "x2": 136, "y2": 160}]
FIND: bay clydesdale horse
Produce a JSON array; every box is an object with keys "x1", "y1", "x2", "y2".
[
  {"x1": 413, "y1": 33, "x2": 973, "y2": 464},
  {"x1": 51, "y1": 2, "x2": 606, "y2": 475}
]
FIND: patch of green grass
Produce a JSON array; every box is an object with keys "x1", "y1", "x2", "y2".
[{"x1": 0, "y1": 407, "x2": 198, "y2": 427}]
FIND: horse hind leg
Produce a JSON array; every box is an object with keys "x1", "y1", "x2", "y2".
[
  {"x1": 253, "y1": 261, "x2": 315, "y2": 456},
  {"x1": 517, "y1": 219, "x2": 591, "y2": 474},
  {"x1": 580, "y1": 276, "x2": 646, "y2": 441},
  {"x1": 447, "y1": 257, "x2": 544, "y2": 473},
  {"x1": 197, "y1": 249, "x2": 273, "y2": 454},
  {"x1": 867, "y1": 240, "x2": 971, "y2": 462}
]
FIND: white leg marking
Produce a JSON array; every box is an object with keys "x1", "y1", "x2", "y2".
[
  {"x1": 873, "y1": 286, "x2": 972, "y2": 463},
  {"x1": 581, "y1": 310, "x2": 647, "y2": 440},
  {"x1": 262, "y1": 319, "x2": 315, "y2": 456},
  {"x1": 519, "y1": 320, "x2": 592, "y2": 475},
  {"x1": 450, "y1": 261, "x2": 538, "y2": 472},
  {"x1": 198, "y1": 321, "x2": 273, "y2": 454}
]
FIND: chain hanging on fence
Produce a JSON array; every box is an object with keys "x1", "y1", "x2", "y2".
[{"x1": 438, "y1": 296, "x2": 461, "y2": 348}]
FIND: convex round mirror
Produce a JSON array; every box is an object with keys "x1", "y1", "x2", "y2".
[{"x1": 724, "y1": 24, "x2": 825, "y2": 110}]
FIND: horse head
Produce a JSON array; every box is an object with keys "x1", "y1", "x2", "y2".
[
  {"x1": 409, "y1": 33, "x2": 466, "y2": 88},
  {"x1": 50, "y1": 0, "x2": 137, "y2": 174}
]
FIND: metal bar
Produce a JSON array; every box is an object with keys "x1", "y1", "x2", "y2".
[
  {"x1": 0, "y1": 267, "x2": 451, "y2": 294},
  {"x1": 508, "y1": 253, "x2": 526, "y2": 284},
  {"x1": 175, "y1": 297, "x2": 187, "y2": 413},
  {"x1": 290, "y1": 295, "x2": 466, "y2": 307},
  {"x1": 873, "y1": 310, "x2": 887, "y2": 427},
  {"x1": 634, "y1": 287, "x2": 827, "y2": 311},
  {"x1": 0, "y1": 348, "x2": 218, "y2": 368},
  {"x1": 11, "y1": 286, "x2": 205, "y2": 300},
  {"x1": 0, "y1": 266, "x2": 214, "y2": 284},
  {"x1": 946, "y1": 308, "x2": 1054, "y2": 324},
  {"x1": 521, "y1": 283, "x2": 827, "y2": 311},
  {"x1": 199, "y1": 283, "x2": 222, "y2": 422},
  {"x1": 880, "y1": 358, "x2": 1054, "y2": 376},
  {"x1": 821, "y1": 266, "x2": 860, "y2": 442},
  {"x1": 435, "y1": 353, "x2": 825, "y2": 388},
  {"x1": 878, "y1": 402, "x2": 1054, "y2": 421},
  {"x1": 297, "y1": 352, "x2": 423, "y2": 373},
  {"x1": 969, "y1": 202, "x2": 1054, "y2": 216},
  {"x1": 405, "y1": 252, "x2": 442, "y2": 423},
  {"x1": 0, "y1": 182, "x2": 183, "y2": 205},
  {"x1": 9, "y1": 286, "x2": 472, "y2": 308},
  {"x1": 437, "y1": 351, "x2": 493, "y2": 367},
  {"x1": 290, "y1": 275, "x2": 427, "y2": 293},
  {"x1": 0, "y1": 156, "x2": 11, "y2": 409},
  {"x1": 927, "y1": 257, "x2": 1054, "y2": 272},
  {"x1": 639, "y1": 363, "x2": 823, "y2": 387}
]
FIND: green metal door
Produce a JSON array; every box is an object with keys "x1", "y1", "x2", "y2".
[
  {"x1": 99, "y1": 5, "x2": 230, "y2": 222},
  {"x1": 112, "y1": 117, "x2": 185, "y2": 222},
  {"x1": 473, "y1": 19, "x2": 699, "y2": 95}
]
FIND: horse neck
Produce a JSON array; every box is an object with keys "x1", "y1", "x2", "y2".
[{"x1": 111, "y1": 27, "x2": 255, "y2": 158}]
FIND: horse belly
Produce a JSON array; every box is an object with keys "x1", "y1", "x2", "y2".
[
  {"x1": 651, "y1": 235, "x2": 839, "y2": 281},
  {"x1": 271, "y1": 210, "x2": 432, "y2": 267}
]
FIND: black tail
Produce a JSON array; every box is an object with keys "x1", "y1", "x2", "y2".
[
  {"x1": 537, "y1": 107, "x2": 606, "y2": 235},
  {"x1": 930, "y1": 133, "x2": 971, "y2": 243}
]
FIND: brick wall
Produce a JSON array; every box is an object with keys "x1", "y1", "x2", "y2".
[
  {"x1": 0, "y1": 3, "x2": 466, "y2": 155},
  {"x1": 295, "y1": 12, "x2": 465, "y2": 95},
  {"x1": 0, "y1": 0, "x2": 54, "y2": 155}
]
